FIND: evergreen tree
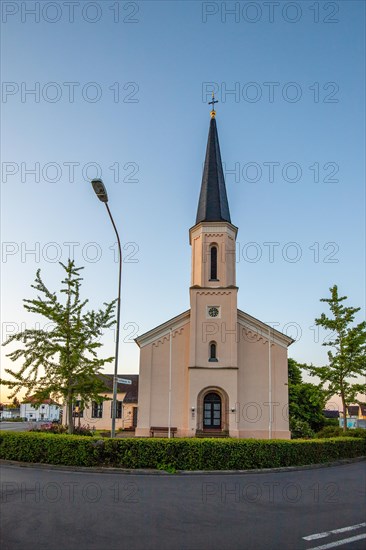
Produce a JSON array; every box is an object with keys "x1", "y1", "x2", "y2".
[
  {"x1": 1, "y1": 260, "x2": 116, "y2": 433},
  {"x1": 307, "y1": 285, "x2": 366, "y2": 432}
]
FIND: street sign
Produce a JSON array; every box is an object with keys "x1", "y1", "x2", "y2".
[{"x1": 117, "y1": 378, "x2": 132, "y2": 385}]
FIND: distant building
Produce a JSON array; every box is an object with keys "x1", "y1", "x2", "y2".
[
  {"x1": 0, "y1": 407, "x2": 21, "y2": 420},
  {"x1": 20, "y1": 397, "x2": 60, "y2": 421},
  {"x1": 323, "y1": 410, "x2": 340, "y2": 420},
  {"x1": 347, "y1": 405, "x2": 360, "y2": 418},
  {"x1": 63, "y1": 374, "x2": 139, "y2": 431},
  {"x1": 338, "y1": 403, "x2": 366, "y2": 429}
]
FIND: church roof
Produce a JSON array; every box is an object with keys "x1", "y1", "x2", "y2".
[{"x1": 195, "y1": 116, "x2": 231, "y2": 224}]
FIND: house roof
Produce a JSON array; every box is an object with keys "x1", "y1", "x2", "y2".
[
  {"x1": 22, "y1": 396, "x2": 60, "y2": 406},
  {"x1": 99, "y1": 374, "x2": 138, "y2": 403},
  {"x1": 195, "y1": 116, "x2": 231, "y2": 224},
  {"x1": 323, "y1": 409, "x2": 340, "y2": 419}
]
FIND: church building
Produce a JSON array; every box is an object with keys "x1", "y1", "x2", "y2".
[{"x1": 135, "y1": 106, "x2": 293, "y2": 439}]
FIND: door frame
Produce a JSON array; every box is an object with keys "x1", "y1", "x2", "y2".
[
  {"x1": 203, "y1": 392, "x2": 222, "y2": 429},
  {"x1": 196, "y1": 386, "x2": 229, "y2": 432}
]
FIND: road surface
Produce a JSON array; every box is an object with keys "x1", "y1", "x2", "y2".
[
  {"x1": 0, "y1": 422, "x2": 34, "y2": 432},
  {"x1": 0, "y1": 460, "x2": 365, "y2": 550}
]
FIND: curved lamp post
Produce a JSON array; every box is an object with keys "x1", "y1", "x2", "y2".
[{"x1": 91, "y1": 178, "x2": 122, "y2": 438}]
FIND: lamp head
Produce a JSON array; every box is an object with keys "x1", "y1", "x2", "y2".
[{"x1": 91, "y1": 178, "x2": 108, "y2": 203}]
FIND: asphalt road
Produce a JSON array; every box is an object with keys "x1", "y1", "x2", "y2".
[
  {"x1": 1, "y1": 461, "x2": 365, "y2": 550},
  {"x1": 0, "y1": 422, "x2": 34, "y2": 432}
]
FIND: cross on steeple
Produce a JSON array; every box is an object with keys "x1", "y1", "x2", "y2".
[{"x1": 208, "y1": 93, "x2": 218, "y2": 118}]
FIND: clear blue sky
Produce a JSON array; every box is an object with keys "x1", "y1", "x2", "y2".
[{"x1": 1, "y1": 1, "x2": 365, "y2": 400}]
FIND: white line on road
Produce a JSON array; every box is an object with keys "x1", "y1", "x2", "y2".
[
  {"x1": 304, "y1": 523, "x2": 366, "y2": 541},
  {"x1": 307, "y1": 534, "x2": 366, "y2": 550}
]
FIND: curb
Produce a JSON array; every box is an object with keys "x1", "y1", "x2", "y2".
[{"x1": 1, "y1": 456, "x2": 365, "y2": 475}]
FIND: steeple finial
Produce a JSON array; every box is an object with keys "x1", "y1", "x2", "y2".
[{"x1": 208, "y1": 92, "x2": 218, "y2": 119}]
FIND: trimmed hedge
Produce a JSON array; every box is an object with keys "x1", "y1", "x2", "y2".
[{"x1": 0, "y1": 432, "x2": 365, "y2": 470}]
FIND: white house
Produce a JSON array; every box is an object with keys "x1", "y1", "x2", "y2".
[
  {"x1": 0, "y1": 407, "x2": 21, "y2": 420},
  {"x1": 20, "y1": 397, "x2": 61, "y2": 421}
]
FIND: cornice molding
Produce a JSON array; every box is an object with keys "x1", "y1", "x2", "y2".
[
  {"x1": 136, "y1": 308, "x2": 293, "y2": 350},
  {"x1": 196, "y1": 290, "x2": 233, "y2": 296},
  {"x1": 190, "y1": 286, "x2": 238, "y2": 293},
  {"x1": 135, "y1": 310, "x2": 190, "y2": 348},
  {"x1": 188, "y1": 366, "x2": 239, "y2": 370},
  {"x1": 237, "y1": 309, "x2": 294, "y2": 348},
  {"x1": 189, "y1": 221, "x2": 238, "y2": 244},
  {"x1": 152, "y1": 327, "x2": 185, "y2": 348}
]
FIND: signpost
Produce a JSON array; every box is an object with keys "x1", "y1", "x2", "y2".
[{"x1": 117, "y1": 378, "x2": 132, "y2": 385}]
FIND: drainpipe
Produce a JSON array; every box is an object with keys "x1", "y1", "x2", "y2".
[
  {"x1": 168, "y1": 328, "x2": 172, "y2": 438},
  {"x1": 268, "y1": 327, "x2": 272, "y2": 439}
]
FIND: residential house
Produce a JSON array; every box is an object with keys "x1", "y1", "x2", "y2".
[
  {"x1": 322, "y1": 410, "x2": 340, "y2": 420},
  {"x1": 65, "y1": 374, "x2": 139, "y2": 431},
  {"x1": 0, "y1": 406, "x2": 21, "y2": 420},
  {"x1": 339, "y1": 403, "x2": 366, "y2": 429},
  {"x1": 20, "y1": 397, "x2": 61, "y2": 422}
]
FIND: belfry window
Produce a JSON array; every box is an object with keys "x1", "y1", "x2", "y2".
[
  {"x1": 210, "y1": 245, "x2": 218, "y2": 280},
  {"x1": 209, "y1": 341, "x2": 218, "y2": 362}
]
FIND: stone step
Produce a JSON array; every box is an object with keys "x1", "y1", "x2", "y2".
[{"x1": 195, "y1": 430, "x2": 229, "y2": 438}]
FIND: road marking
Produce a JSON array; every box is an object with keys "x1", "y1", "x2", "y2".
[
  {"x1": 304, "y1": 523, "x2": 366, "y2": 541},
  {"x1": 307, "y1": 534, "x2": 366, "y2": 550}
]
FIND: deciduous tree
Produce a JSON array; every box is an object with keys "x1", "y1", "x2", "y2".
[
  {"x1": 307, "y1": 285, "x2": 366, "y2": 432},
  {"x1": 288, "y1": 358, "x2": 327, "y2": 435},
  {"x1": 1, "y1": 260, "x2": 116, "y2": 433}
]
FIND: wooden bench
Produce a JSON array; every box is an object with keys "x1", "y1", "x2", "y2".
[{"x1": 150, "y1": 426, "x2": 177, "y2": 437}]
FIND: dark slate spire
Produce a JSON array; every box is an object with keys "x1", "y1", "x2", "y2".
[{"x1": 196, "y1": 115, "x2": 231, "y2": 224}]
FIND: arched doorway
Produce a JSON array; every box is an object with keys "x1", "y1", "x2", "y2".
[{"x1": 203, "y1": 392, "x2": 221, "y2": 429}]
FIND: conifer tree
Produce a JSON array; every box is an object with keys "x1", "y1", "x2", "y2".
[
  {"x1": 1, "y1": 260, "x2": 116, "y2": 433},
  {"x1": 307, "y1": 285, "x2": 366, "y2": 432}
]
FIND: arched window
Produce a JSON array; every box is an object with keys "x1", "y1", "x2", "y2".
[
  {"x1": 209, "y1": 341, "x2": 218, "y2": 362},
  {"x1": 210, "y1": 245, "x2": 218, "y2": 280}
]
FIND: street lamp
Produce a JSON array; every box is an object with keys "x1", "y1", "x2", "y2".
[{"x1": 91, "y1": 178, "x2": 122, "y2": 438}]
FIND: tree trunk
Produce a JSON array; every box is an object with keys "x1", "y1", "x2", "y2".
[
  {"x1": 341, "y1": 396, "x2": 347, "y2": 433},
  {"x1": 67, "y1": 396, "x2": 74, "y2": 434}
]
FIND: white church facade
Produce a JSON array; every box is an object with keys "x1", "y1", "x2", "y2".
[{"x1": 135, "y1": 108, "x2": 293, "y2": 439}]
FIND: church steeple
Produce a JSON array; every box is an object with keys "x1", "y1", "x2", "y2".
[
  {"x1": 195, "y1": 112, "x2": 231, "y2": 225},
  {"x1": 189, "y1": 109, "x2": 238, "y2": 371}
]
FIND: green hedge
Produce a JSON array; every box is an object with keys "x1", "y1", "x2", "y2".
[{"x1": 0, "y1": 432, "x2": 365, "y2": 470}]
